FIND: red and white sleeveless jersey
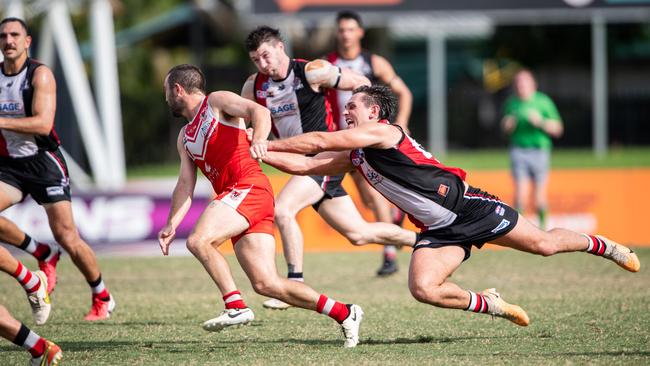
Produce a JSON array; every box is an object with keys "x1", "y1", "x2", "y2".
[
  {"x1": 0, "y1": 58, "x2": 60, "y2": 158},
  {"x1": 183, "y1": 96, "x2": 270, "y2": 193},
  {"x1": 325, "y1": 51, "x2": 376, "y2": 131},
  {"x1": 350, "y1": 121, "x2": 468, "y2": 231}
]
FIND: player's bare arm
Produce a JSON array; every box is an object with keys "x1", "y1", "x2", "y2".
[
  {"x1": 305, "y1": 59, "x2": 370, "y2": 92},
  {"x1": 0, "y1": 66, "x2": 56, "y2": 135},
  {"x1": 267, "y1": 123, "x2": 398, "y2": 154},
  {"x1": 240, "y1": 74, "x2": 257, "y2": 102},
  {"x1": 209, "y1": 90, "x2": 271, "y2": 159},
  {"x1": 159, "y1": 129, "x2": 198, "y2": 255},
  {"x1": 263, "y1": 150, "x2": 353, "y2": 176},
  {"x1": 372, "y1": 55, "x2": 413, "y2": 131}
]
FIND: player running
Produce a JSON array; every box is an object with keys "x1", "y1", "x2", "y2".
[
  {"x1": 326, "y1": 11, "x2": 413, "y2": 276},
  {"x1": 158, "y1": 64, "x2": 363, "y2": 347},
  {"x1": 242, "y1": 26, "x2": 416, "y2": 310},
  {"x1": 0, "y1": 17, "x2": 114, "y2": 320},
  {"x1": 255, "y1": 85, "x2": 640, "y2": 326}
]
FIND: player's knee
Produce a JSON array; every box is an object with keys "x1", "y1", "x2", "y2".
[
  {"x1": 274, "y1": 205, "x2": 294, "y2": 228},
  {"x1": 51, "y1": 224, "x2": 79, "y2": 247},
  {"x1": 186, "y1": 234, "x2": 209, "y2": 255},
  {"x1": 409, "y1": 279, "x2": 441, "y2": 305},
  {"x1": 250, "y1": 277, "x2": 280, "y2": 297}
]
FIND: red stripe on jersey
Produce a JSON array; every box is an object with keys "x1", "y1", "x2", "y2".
[
  {"x1": 386, "y1": 120, "x2": 467, "y2": 181},
  {"x1": 325, "y1": 52, "x2": 341, "y2": 131},
  {"x1": 253, "y1": 72, "x2": 286, "y2": 137},
  {"x1": 0, "y1": 132, "x2": 8, "y2": 156},
  {"x1": 185, "y1": 97, "x2": 210, "y2": 142},
  {"x1": 323, "y1": 94, "x2": 336, "y2": 132}
]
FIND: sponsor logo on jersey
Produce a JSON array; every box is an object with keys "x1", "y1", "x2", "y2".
[
  {"x1": 495, "y1": 205, "x2": 505, "y2": 216},
  {"x1": 46, "y1": 186, "x2": 65, "y2": 197},
  {"x1": 437, "y1": 184, "x2": 449, "y2": 197},
  {"x1": 256, "y1": 82, "x2": 269, "y2": 98},
  {"x1": 293, "y1": 77, "x2": 303, "y2": 90},
  {"x1": 366, "y1": 170, "x2": 383, "y2": 184},
  {"x1": 270, "y1": 103, "x2": 297, "y2": 116},
  {"x1": 491, "y1": 218, "x2": 511, "y2": 234},
  {"x1": 0, "y1": 101, "x2": 22, "y2": 113},
  {"x1": 350, "y1": 149, "x2": 364, "y2": 166},
  {"x1": 229, "y1": 189, "x2": 245, "y2": 201},
  {"x1": 200, "y1": 120, "x2": 211, "y2": 137}
]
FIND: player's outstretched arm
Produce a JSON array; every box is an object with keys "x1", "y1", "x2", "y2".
[
  {"x1": 159, "y1": 129, "x2": 197, "y2": 256},
  {"x1": 267, "y1": 123, "x2": 394, "y2": 154},
  {"x1": 305, "y1": 59, "x2": 370, "y2": 92},
  {"x1": 0, "y1": 66, "x2": 56, "y2": 135},
  {"x1": 263, "y1": 151, "x2": 353, "y2": 176},
  {"x1": 373, "y1": 55, "x2": 413, "y2": 132}
]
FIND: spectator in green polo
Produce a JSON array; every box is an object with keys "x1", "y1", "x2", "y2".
[{"x1": 502, "y1": 69, "x2": 563, "y2": 229}]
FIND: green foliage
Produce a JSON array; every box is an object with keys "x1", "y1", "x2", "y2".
[{"x1": 0, "y1": 249, "x2": 648, "y2": 364}]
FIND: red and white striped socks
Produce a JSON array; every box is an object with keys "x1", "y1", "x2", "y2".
[
  {"x1": 12, "y1": 261, "x2": 41, "y2": 294},
  {"x1": 223, "y1": 290, "x2": 247, "y2": 310},
  {"x1": 583, "y1": 234, "x2": 608, "y2": 256},
  {"x1": 13, "y1": 323, "x2": 46, "y2": 357},
  {"x1": 316, "y1": 294, "x2": 349, "y2": 323},
  {"x1": 465, "y1": 290, "x2": 489, "y2": 314}
]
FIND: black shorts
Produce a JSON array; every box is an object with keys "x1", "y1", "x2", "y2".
[
  {"x1": 413, "y1": 186, "x2": 519, "y2": 261},
  {"x1": 0, "y1": 149, "x2": 71, "y2": 205},
  {"x1": 309, "y1": 174, "x2": 347, "y2": 211}
]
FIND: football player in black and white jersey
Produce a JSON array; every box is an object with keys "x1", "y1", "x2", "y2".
[
  {"x1": 241, "y1": 26, "x2": 417, "y2": 310},
  {"x1": 326, "y1": 11, "x2": 413, "y2": 276},
  {"x1": 256, "y1": 85, "x2": 640, "y2": 327},
  {"x1": 0, "y1": 18, "x2": 114, "y2": 320}
]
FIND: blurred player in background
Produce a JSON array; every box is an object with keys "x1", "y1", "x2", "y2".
[
  {"x1": 256, "y1": 85, "x2": 640, "y2": 327},
  {"x1": 0, "y1": 303, "x2": 62, "y2": 365},
  {"x1": 0, "y1": 17, "x2": 114, "y2": 321},
  {"x1": 241, "y1": 26, "x2": 416, "y2": 310},
  {"x1": 502, "y1": 69, "x2": 563, "y2": 229},
  {"x1": 326, "y1": 10, "x2": 413, "y2": 276},
  {"x1": 158, "y1": 64, "x2": 364, "y2": 347}
]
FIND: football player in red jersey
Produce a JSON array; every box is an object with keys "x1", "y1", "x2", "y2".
[{"x1": 158, "y1": 64, "x2": 363, "y2": 347}]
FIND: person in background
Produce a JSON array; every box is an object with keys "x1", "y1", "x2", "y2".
[
  {"x1": 326, "y1": 10, "x2": 413, "y2": 276},
  {"x1": 502, "y1": 69, "x2": 563, "y2": 229}
]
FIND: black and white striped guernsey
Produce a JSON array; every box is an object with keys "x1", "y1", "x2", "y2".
[{"x1": 350, "y1": 120, "x2": 467, "y2": 231}]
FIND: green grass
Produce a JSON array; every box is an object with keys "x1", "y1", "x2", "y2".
[
  {"x1": 1, "y1": 249, "x2": 648, "y2": 365},
  {"x1": 127, "y1": 147, "x2": 650, "y2": 177}
]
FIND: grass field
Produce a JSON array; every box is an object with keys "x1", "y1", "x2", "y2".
[
  {"x1": 1, "y1": 249, "x2": 648, "y2": 365},
  {"x1": 127, "y1": 146, "x2": 650, "y2": 177}
]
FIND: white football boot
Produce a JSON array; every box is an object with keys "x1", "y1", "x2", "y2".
[
  {"x1": 340, "y1": 304, "x2": 364, "y2": 348},
  {"x1": 28, "y1": 271, "x2": 51, "y2": 325},
  {"x1": 262, "y1": 298, "x2": 292, "y2": 310},
  {"x1": 202, "y1": 308, "x2": 254, "y2": 332},
  {"x1": 482, "y1": 288, "x2": 529, "y2": 326}
]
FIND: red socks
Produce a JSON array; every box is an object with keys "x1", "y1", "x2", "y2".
[
  {"x1": 317, "y1": 294, "x2": 349, "y2": 323},
  {"x1": 223, "y1": 290, "x2": 247, "y2": 309}
]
